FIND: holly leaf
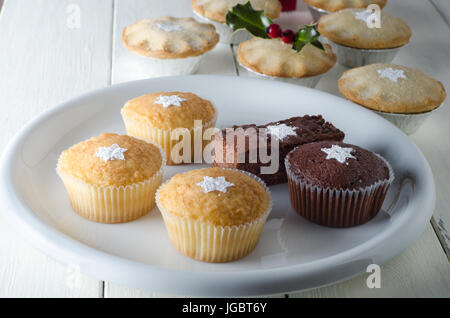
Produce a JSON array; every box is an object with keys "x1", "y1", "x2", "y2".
[
  {"x1": 225, "y1": 2, "x2": 272, "y2": 38},
  {"x1": 293, "y1": 24, "x2": 325, "y2": 52}
]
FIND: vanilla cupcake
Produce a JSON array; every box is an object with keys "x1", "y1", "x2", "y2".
[
  {"x1": 318, "y1": 9, "x2": 411, "y2": 67},
  {"x1": 156, "y1": 168, "x2": 272, "y2": 262},
  {"x1": 238, "y1": 37, "x2": 336, "y2": 87},
  {"x1": 191, "y1": 0, "x2": 282, "y2": 44},
  {"x1": 122, "y1": 16, "x2": 219, "y2": 77},
  {"x1": 121, "y1": 92, "x2": 217, "y2": 165},
  {"x1": 338, "y1": 64, "x2": 447, "y2": 134},
  {"x1": 57, "y1": 133, "x2": 164, "y2": 223},
  {"x1": 305, "y1": 0, "x2": 387, "y2": 21}
]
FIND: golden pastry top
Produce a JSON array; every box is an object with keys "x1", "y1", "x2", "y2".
[
  {"x1": 338, "y1": 64, "x2": 447, "y2": 114},
  {"x1": 121, "y1": 91, "x2": 216, "y2": 130},
  {"x1": 57, "y1": 133, "x2": 163, "y2": 186},
  {"x1": 304, "y1": 0, "x2": 387, "y2": 12},
  {"x1": 157, "y1": 168, "x2": 271, "y2": 226},
  {"x1": 122, "y1": 16, "x2": 219, "y2": 59},
  {"x1": 238, "y1": 37, "x2": 336, "y2": 78},
  {"x1": 191, "y1": 0, "x2": 282, "y2": 23},
  {"x1": 318, "y1": 8, "x2": 411, "y2": 49}
]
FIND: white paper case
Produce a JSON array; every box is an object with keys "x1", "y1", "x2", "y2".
[
  {"x1": 122, "y1": 114, "x2": 217, "y2": 165},
  {"x1": 155, "y1": 169, "x2": 273, "y2": 262},
  {"x1": 57, "y1": 150, "x2": 165, "y2": 224}
]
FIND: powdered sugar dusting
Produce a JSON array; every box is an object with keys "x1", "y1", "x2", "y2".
[
  {"x1": 377, "y1": 68, "x2": 407, "y2": 83},
  {"x1": 94, "y1": 144, "x2": 127, "y2": 162},
  {"x1": 156, "y1": 23, "x2": 182, "y2": 32},
  {"x1": 197, "y1": 176, "x2": 234, "y2": 193},
  {"x1": 321, "y1": 145, "x2": 356, "y2": 165},
  {"x1": 155, "y1": 95, "x2": 187, "y2": 108},
  {"x1": 267, "y1": 124, "x2": 297, "y2": 140}
]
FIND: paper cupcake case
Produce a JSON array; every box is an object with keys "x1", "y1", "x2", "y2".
[
  {"x1": 285, "y1": 154, "x2": 395, "y2": 228},
  {"x1": 56, "y1": 146, "x2": 165, "y2": 224},
  {"x1": 193, "y1": 11, "x2": 251, "y2": 45},
  {"x1": 122, "y1": 115, "x2": 217, "y2": 165},
  {"x1": 155, "y1": 169, "x2": 273, "y2": 263}
]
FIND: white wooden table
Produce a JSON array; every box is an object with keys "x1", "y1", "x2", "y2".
[{"x1": 0, "y1": 0, "x2": 449, "y2": 298}]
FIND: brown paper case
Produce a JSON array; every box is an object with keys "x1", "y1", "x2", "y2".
[{"x1": 285, "y1": 153, "x2": 394, "y2": 227}]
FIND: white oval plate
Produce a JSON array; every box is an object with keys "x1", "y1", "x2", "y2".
[{"x1": 0, "y1": 76, "x2": 435, "y2": 296}]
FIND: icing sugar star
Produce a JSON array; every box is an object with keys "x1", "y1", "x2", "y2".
[
  {"x1": 267, "y1": 124, "x2": 297, "y2": 140},
  {"x1": 321, "y1": 144, "x2": 356, "y2": 164},
  {"x1": 94, "y1": 144, "x2": 127, "y2": 162},
  {"x1": 156, "y1": 23, "x2": 182, "y2": 32},
  {"x1": 155, "y1": 95, "x2": 186, "y2": 108},
  {"x1": 377, "y1": 68, "x2": 407, "y2": 83},
  {"x1": 197, "y1": 176, "x2": 234, "y2": 193}
]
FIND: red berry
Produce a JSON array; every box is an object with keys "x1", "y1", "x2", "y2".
[
  {"x1": 282, "y1": 29, "x2": 295, "y2": 44},
  {"x1": 266, "y1": 23, "x2": 282, "y2": 38}
]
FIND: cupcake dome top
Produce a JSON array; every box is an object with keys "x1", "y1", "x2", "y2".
[
  {"x1": 304, "y1": 0, "x2": 387, "y2": 12},
  {"x1": 191, "y1": 0, "x2": 282, "y2": 23},
  {"x1": 238, "y1": 38, "x2": 336, "y2": 78},
  {"x1": 318, "y1": 9, "x2": 411, "y2": 49},
  {"x1": 122, "y1": 16, "x2": 219, "y2": 59},
  {"x1": 57, "y1": 133, "x2": 163, "y2": 187},
  {"x1": 286, "y1": 141, "x2": 391, "y2": 190},
  {"x1": 121, "y1": 91, "x2": 216, "y2": 130},
  {"x1": 157, "y1": 168, "x2": 271, "y2": 226},
  {"x1": 338, "y1": 64, "x2": 447, "y2": 114}
]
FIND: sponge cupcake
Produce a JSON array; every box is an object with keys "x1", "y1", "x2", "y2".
[
  {"x1": 156, "y1": 167, "x2": 272, "y2": 262},
  {"x1": 57, "y1": 133, "x2": 164, "y2": 223}
]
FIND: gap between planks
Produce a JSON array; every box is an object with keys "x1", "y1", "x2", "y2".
[{"x1": 430, "y1": 0, "x2": 450, "y2": 28}]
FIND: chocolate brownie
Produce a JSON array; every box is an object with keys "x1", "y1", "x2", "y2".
[{"x1": 211, "y1": 115, "x2": 345, "y2": 185}]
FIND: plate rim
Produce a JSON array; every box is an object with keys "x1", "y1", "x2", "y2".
[{"x1": 0, "y1": 75, "x2": 436, "y2": 296}]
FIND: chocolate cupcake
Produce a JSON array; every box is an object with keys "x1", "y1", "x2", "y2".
[{"x1": 285, "y1": 141, "x2": 394, "y2": 227}]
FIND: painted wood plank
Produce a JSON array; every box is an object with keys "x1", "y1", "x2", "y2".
[
  {"x1": 431, "y1": 0, "x2": 450, "y2": 27},
  {"x1": 111, "y1": 0, "x2": 236, "y2": 84},
  {"x1": 0, "y1": 0, "x2": 114, "y2": 297},
  {"x1": 291, "y1": 224, "x2": 450, "y2": 297}
]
